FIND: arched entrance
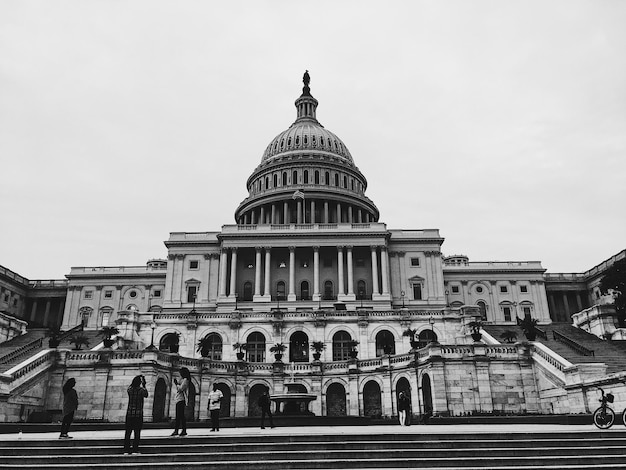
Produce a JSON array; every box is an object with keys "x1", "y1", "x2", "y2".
[
  {"x1": 152, "y1": 378, "x2": 167, "y2": 422},
  {"x1": 421, "y1": 373, "x2": 433, "y2": 417},
  {"x1": 248, "y1": 384, "x2": 267, "y2": 417},
  {"x1": 326, "y1": 382, "x2": 347, "y2": 416},
  {"x1": 185, "y1": 380, "x2": 196, "y2": 421},
  {"x1": 289, "y1": 331, "x2": 309, "y2": 362},
  {"x1": 214, "y1": 383, "x2": 232, "y2": 418},
  {"x1": 159, "y1": 333, "x2": 179, "y2": 354},
  {"x1": 396, "y1": 377, "x2": 412, "y2": 422},
  {"x1": 363, "y1": 380, "x2": 382, "y2": 418}
]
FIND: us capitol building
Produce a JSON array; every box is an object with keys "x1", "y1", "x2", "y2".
[{"x1": 1, "y1": 73, "x2": 624, "y2": 423}]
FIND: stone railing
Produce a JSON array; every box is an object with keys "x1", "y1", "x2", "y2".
[
  {"x1": 0, "y1": 337, "x2": 43, "y2": 365},
  {"x1": 0, "y1": 349, "x2": 56, "y2": 395},
  {"x1": 531, "y1": 342, "x2": 572, "y2": 383}
]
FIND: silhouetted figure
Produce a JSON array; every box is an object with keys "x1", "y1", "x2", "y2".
[
  {"x1": 124, "y1": 375, "x2": 148, "y2": 454},
  {"x1": 59, "y1": 378, "x2": 78, "y2": 439},
  {"x1": 398, "y1": 391, "x2": 410, "y2": 426},
  {"x1": 258, "y1": 386, "x2": 274, "y2": 429},
  {"x1": 171, "y1": 367, "x2": 190, "y2": 437}
]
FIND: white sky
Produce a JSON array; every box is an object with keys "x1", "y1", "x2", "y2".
[{"x1": 1, "y1": 0, "x2": 625, "y2": 280}]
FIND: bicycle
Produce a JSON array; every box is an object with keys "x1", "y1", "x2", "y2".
[{"x1": 592, "y1": 386, "x2": 615, "y2": 429}]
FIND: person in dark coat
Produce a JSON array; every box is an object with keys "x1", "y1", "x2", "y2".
[
  {"x1": 258, "y1": 386, "x2": 274, "y2": 429},
  {"x1": 398, "y1": 391, "x2": 411, "y2": 426},
  {"x1": 59, "y1": 378, "x2": 78, "y2": 439},
  {"x1": 124, "y1": 375, "x2": 149, "y2": 454}
]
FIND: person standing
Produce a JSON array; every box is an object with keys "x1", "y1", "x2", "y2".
[
  {"x1": 258, "y1": 386, "x2": 274, "y2": 429},
  {"x1": 208, "y1": 383, "x2": 223, "y2": 432},
  {"x1": 124, "y1": 375, "x2": 149, "y2": 454},
  {"x1": 59, "y1": 378, "x2": 78, "y2": 439},
  {"x1": 398, "y1": 391, "x2": 410, "y2": 426},
  {"x1": 171, "y1": 367, "x2": 190, "y2": 437}
]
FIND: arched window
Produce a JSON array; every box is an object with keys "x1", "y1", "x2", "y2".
[
  {"x1": 292, "y1": 170, "x2": 298, "y2": 184},
  {"x1": 375, "y1": 330, "x2": 395, "y2": 356},
  {"x1": 273, "y1": 174, "x2": 277, "y2": 187},
  {"x1": 325, "y1": 171, "x2": 330, "y2": 185},
  {"x1": 357, "y1": 280, "x2": 367, "y2": 300},
  {"x1": 243, "y1": 281, "x2": 253, "y2": 301},
  {"x1": 300, "y1": 280, "x2": 310, "y2": 300},
  {"x1": 323, "y1": 280, "x2": 334, "y2": 300},
  {"x1": 276, "y1": 281, "x2": 286, "y2": 300},
  {"x1": 282, "y1": 172, "x2": 287, "y2": 186},
  {"x1": 332, "y1": 331, "x2": 352, "y2": 361},
  {"x1": 334, "y1": 174, "x2": 339, "y2": 186},
  {"x1": 314, "y1": 171, "x2": 320, "y2": 184},
  {"x1": 289, "y1": 331, "x2": 309, "y2": 362},
  {"x1": 477, "y1": 301, "x2": 487, "y2": 320},
  {"x1": 417, "y1": 329, "x2": 437, "y2": 349},
  {"x1": 351, "y1": 180, "x2": 355, "y2": 190},
  {"x1": 159, "y1": 333, "x2": 179, "y2": 354},
  {"x1": 303, "y1": 170, "x2": 308, "y2": 184},
  {"x1": 264, "y1": 177, "x2": 268, "y2": 189},
  {"x1": 343, "y1": 176, "x2": 347, "y2": 188},
  {"x1": 246, "y1": 332, "x2": 266, "y2": 362},
  {"x1": 198, "y1": 333, "x2": 222, "y2": 360}
]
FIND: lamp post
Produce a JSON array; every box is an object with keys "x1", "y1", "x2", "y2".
[
  {"x1": 401, "y1": 290, "x2": 405, "y2": 308},
  {"x1": 148, "y1": 321, "x2": 157, "y2": 350},
  {"x1": 190, "y1": 293, "x2": 197, "y2": 314},
  {"x1": 428, "y1": 315, "x2": 435, "y2": 343}
]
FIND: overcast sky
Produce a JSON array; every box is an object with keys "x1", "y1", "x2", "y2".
[{"x1": 1, "y1": 0, "x2": 625, "y2": 280}]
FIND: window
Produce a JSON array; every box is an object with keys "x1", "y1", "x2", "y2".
[
  {"x1": 189, "y1": 260, "x2": 199, "y2": 270},
  {"x1": 451, "y1": 285, "x2": 459, "y2": 294},
  {"x1": 104, "y1": 290, "x2": 113, "y2": 299},
  {"x1": 247, "y1": 332, "x2": 266, "y2": 362},
  {"x1": 303, "y1": 170, "x2": 308, "y2": 184},
  {"x1": 300, "y1": 281, "x2": 310, "y2": 300},
  {"x1": 198, "y1": 333, "x2": 222, "y2": 360},
  {"x1": 273, "y1": 174, "x2": 277, "y2": 187},
  {"x1": 314, "y1": 171, "x2": 320, "y2": 184},
  {"x1": 84, "y1": 291, "x2": 93, "y2": 299},
  {"x1": 153, "y1": 289, "x2": 162, "y2": 298},
  {"x1": 332, "y1": 331, "x2": 352, "y2": 361},
  {"x1": 187, "y1": 285, "x2": 197, "y2": 303},
  {"x1": 325, "y1": 172, "x2": 330, "y2": 185},
  {"x1": 500, "y1": 285, "x2": 508, "y2": 293},
  {"x1": 503, "y1": 306, "x2": 512, "y2": 322},
  {"x1": 417, "y1": 330, "x2": 437, "y2": 349},
  {"x1": 282, "y1": 172, "x2": 287, "y2": 185},
  {"x1": 523, "y1": 306, "x2": 532, "y2": 316},
  {"x1": 375, "y1": 330, "x2": 395, "y2": 356},
  {"x1": 410, "y1": 258, "x2": 420, "y2": 267},
  {"x1": 357, "y1": 280, "x2": 367, "y2": 300},
  {"x1": 412, "y1": 283, "x2": 422, "y2": 300},
  {"x1": 323, "y1": 280, "x2": 334, "y2": 300},
  {"x1": 520, "y1": 285, "x2": 528, "y2": 293},
  {"x1": 476, "y1": 286, "x2": 483, "y2": 293},
  {"x1": 289, "y1": 331, "x2": 309, "y2": 362},
  {"x1": 276, "y1": 281, "x2": 286, "y2": 300},
  {"x1": 334, "y1": 174, "x2": 339, "y2": 186},
  {"x1": 243, "y1": 281, "x2": 253, "y2": 301},
  {"x1": 159, "y1": 333, "x2": 179, "y2": 354},
  {"x1": 477, "y1": 301, "x2": 487, "y2": 320},
  {"x1": 129, "y1": 290, "x2": 137, "y2": 298},
  {"x1": 292, "y1": 170, "x2": 298, "y2": 184},
  {"x1": 13, "y1": 298, "x2": 18, "y2": 306}
]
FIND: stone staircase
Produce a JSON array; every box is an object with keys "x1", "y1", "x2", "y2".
[
  {"x1": 1, "y1": 430, "x2": 626, "y2": 469},
  {"x1": 484, "y1": 322, "x2": 626, "y2": 374}
]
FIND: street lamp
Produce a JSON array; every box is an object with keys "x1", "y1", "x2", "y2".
[
  {"x1": 147, "y1": 321, "x2": 157, "y2": 350},
  {"x1": 428, "y1": 315, "x2": 435, "y2": 343},
  {"x1": 401, "y1": 290, "x2": 406, "y2": 308}
]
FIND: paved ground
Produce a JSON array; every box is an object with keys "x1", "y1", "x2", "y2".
[{"x1": 2, "y1": 423, "x2": 618, "y2": 442}]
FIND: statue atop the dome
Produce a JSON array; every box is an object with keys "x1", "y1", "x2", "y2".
[{"x1": 303, "y1": 70, "x2": 310, "y2": 87}]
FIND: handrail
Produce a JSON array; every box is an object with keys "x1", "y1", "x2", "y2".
[
  {"x1": 58, "y1": 323, "x2": 84, "y2": 342},
  {"x1": 534, "y1": 327, "x2": 547, "y2": 340},
  {"x1": 0, "y1": 338, "x2": 43, "y2": 365},
  {"x1": 553, "y1": 330, "x2": 595, "y2": 356}
]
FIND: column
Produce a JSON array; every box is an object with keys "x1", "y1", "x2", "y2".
[
  {"x1": 297, "y1": 201, "x2": 302, "y2": 224},
  {"x1": 346, "y1": 246, "x2": 355, "y2": 297},
  {"x1": 337, "y1": 246, "x2": 345, "y2": 297},
  {"x1": 380, "y1": 246, "x2": 390, "y2": 296},
  {"x1": 288, "y1": 246, "x2": 296, "y2": 301},
  {"x1": 260, "y1": 206, "x2": 265, "y2": 224},
  {"x1": 348, "y1": 206, "x2": 353, "y2": 223},
  {"x1": 336, "y1": 203, "x2": 342, "y2": 223},
  {"x1": 271, "y1": 204, "x2": 276, "y2": 224},
  {"x1": 30, "y1": 300, "x2": 38, "y2": 322},
  {"x1": 283, "y1": 202, "x2": 289, "y2": 224},
  {"x1": 371, "y1": 246, "x2": 380, "y2": 296},
  {"x1": 357, "y1": 209, "x2": 362, "y2": 223},
  {"x1": 218, "y1": 249, "x2": 228, "y2": 298},
  {"x1": 43, "y1": 300, "x2": 51, "y2": 326},
  {"x1": 229, "y1": 248, "x2": 238, "y2": 299},
  {"x1": 254, "y1": 247, "x2": 262, "y2": 299},
  {"x1": 562, "y1": 293, "x2": 571, "y2": 318},
  {"x1": 311, "y1": 200, "x2": 316, "y2": 223},
  {"x1": 263, "y1": 248, "x2": 272, "y2": 300},
  {"x1": 313, "y1": 246, "x2": 320, "y2": 302},
  {"x1": 324, "y1": 201, "x2": 329, "y2": 223},
  {"x1": 251, "y1": 210, "x2": 256, "y2": 224}
]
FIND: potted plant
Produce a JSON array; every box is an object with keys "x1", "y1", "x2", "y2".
[
  {"x1": 468, "y1": 321, "x2": 483, "y2": 342},
  {"x1": 68, "y1": 334, "x2": 90, "y2": 350},
  {"x1": 196, "y1": 336, "x2": 214, "y2": 357},
  {"x1": 402, "y1": 328, "x2": 418, "y2": 350},
  {"x1": 310, "y1": 341, "x2": 325, "y2": 361},
  {"x1": 232, "y1": 342, "x2": 247, "y2": 361},
  {"x1": 99, "y1": 326, "x2": 120, "y2": 348},
  {"x1": 518, "y1": 314, "x2": 538, "y2": 341},
  {"x1": 347, "y1": 339, "x2": 359, "y2": 359},
  {"x1": 48, "y1": 327, "x2": 62, "y2": 348},
  {"x1": 500, "y1": 330, "x2": 517, "y2": 344},
  {"x1": 269, "y1": 343, "x2": 287, "y2": 362}
]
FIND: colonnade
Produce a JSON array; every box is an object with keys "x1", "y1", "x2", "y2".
[
  {"x1": 218, "y1": 245, "x2": 390, "y2": 302},
  {"x1": 239, "y1": 199, "x2": 374, "y2": 225}
]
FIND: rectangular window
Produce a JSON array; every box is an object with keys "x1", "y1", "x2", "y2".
[
  {"x1": 187, "y1": 286, "x2": 197, "y2": 303},
  {"x1": 503, "y1": 306, "x2": 511, "y2": 322},
  {"x1": 412, "y1": 284, "x2": 422, "y2": 300},
  {"x1": 520, "y1": 285, "x2": 528, "y2": 293},
  {"x1": 523, "y1": 307, "x2": 532, "y2": 316},
  {"x1": 84, "y1": 291, "x2": 93, "y2": 299},
  {"x1": 4, "y1": 293, "x2": 9, "y2": 302},
  {"x1": 500, "y1": 285, "x2": 508, "y2": 293},
  {"x1": 410, "y1": 257, "x2": 420, "y2": 267},
  {"x1": 451, "y1": 285, "x2": 459, "y2": 294},
  {"x1": 13, "y1": 298, "x2": 18, "y2": 306},
  {"x1": 104, "y1": 290, "x2": 113, "y2": 299},
  {"x1": 189, "y1": 260, "x2": 199, "y2": 270},
  {"x1": 153, "y1": 289, "x2": 162, "y2": 298}
]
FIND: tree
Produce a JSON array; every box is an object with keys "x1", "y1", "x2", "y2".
[{"x1": 600, "y1": 258, "x2": 626, "y2": 328}]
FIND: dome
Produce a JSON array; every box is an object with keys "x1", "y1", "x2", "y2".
[{"x1": 261, "y1": 123, "x2": 354, "y2": 167}]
